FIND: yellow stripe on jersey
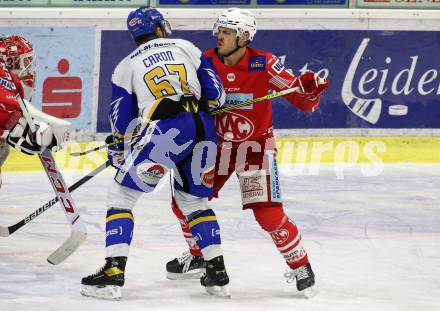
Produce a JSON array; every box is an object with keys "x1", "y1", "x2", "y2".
[
  {"x1": 189, "y1": 216, "x2": 217, "y2": 228},
  {"x1": 145, "y1": 98, "x2": 163, "y2": 123},
  {"x1": 106, "y1": 213, "x2": 134, "y2": 223}
]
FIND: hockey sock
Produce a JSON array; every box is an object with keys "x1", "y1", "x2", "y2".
[
  {"x1": 172, "y1": 199, "x2": 203, "y2": 257},
  {"x1": 253, "y1": 206, "x2": 309, "y2": 270},
  {"x1": 188, "y1": 209, "x2": 222, "y2": 260},
  {"x1": 105, "y1": 209, "x2": 134, "y2": 258}
]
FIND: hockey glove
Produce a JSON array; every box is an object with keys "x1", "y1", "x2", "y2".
[
  {"x1": 106, "y1": 135, "x2": 125, "y2": 169},
  {"x1": 296, "y1": 71, "x2": 329, "y2": 100},
  {"x1": 7, "y1": 117, "x2": 58, "y2": 155}
]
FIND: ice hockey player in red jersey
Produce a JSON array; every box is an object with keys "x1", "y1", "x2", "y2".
[
  {"x1": 166, "y1": 8, "x2": 328, "y2": 295},
  {"x1": 0, "y1": 35, "x2": 65, "y2": 188}
]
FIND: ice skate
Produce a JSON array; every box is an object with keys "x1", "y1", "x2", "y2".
[
  {"x1": 81, "y1": 256, "x2": 126, "y2": 300},
  {"x1": 200, "y1": 255, "x2": 230, "y2": 298},
  {"x1": 166, "y1": 251, "x2": 206, "y2": 280},
  {"x1": 285, "y1": 263, "x2": 317, "y2": 298}
]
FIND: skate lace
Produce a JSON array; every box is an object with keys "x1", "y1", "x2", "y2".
[
  {"x1": 177, "y1": 251, "x2": 194, "y2": 273},
  {"x1": 91, "y1": 264, "x2": 106, "y2": 277},
  {"x1": 284, "y1": 266, "x2": 309, "y2": 283}
]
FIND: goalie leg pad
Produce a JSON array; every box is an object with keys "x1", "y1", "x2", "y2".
[{"x1": 252, "y1": 206, "x2": 309, "y2": 269}]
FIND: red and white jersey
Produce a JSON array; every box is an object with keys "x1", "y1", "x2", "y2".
[
  {"x1": 0, "y1": 66, "x2": 24, "y2": 137},
  {"x1": 203, "y1": 47, "x2": 318, "y2": 144}
]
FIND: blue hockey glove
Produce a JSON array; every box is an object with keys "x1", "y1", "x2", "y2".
[{"x1": 105, "y1": 135, "x2": 125, "y2": 169}]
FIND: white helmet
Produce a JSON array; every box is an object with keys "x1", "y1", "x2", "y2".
[{"x1": 213, "y1": 8, "x2": 257, "y2": 42}]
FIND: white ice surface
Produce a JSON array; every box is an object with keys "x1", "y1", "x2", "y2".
[{"x1": 1, "y1": 164, "x2": 440, "y2": 311}]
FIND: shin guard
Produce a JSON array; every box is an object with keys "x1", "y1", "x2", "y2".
[
  {"x1": 253, "y1": 205, "x2": 309, "y2": 269},
  {"x1": 105, "y1": 209, "x2": 134, "y2": 258}
]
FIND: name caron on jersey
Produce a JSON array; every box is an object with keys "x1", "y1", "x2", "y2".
[{"x1": 143, "y1": 51, "x2": 175, "y2": 68}]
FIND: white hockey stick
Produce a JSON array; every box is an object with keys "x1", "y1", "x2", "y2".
[{"x1": 16, "y1": 94, "x2": 87, "y2": 265}]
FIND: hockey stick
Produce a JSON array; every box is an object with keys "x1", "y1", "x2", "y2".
[
  {"x1": 15, "y1": 94, "x2": 87, "y2": 265},
  {"x1": 0, "y1": 160, "x2": 110, "y2": 237},
  {"x1": 209, "y1": 87, "x2": 300, "y2": 116},
  {"x1": 71, "y1": 87, "x2": 301, "y2": 157},
  {"x1": 70, "y1": 144, "x2": 105, "y2": 156}
]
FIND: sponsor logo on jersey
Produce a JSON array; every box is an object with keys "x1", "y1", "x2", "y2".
[
  {"x1": 216, "y1": 111, "x2": 255, "y2": 142},
  {"x1": 239, "y1": 170, "x2": 268, "y2": 205},
  {"x1": 271, "y1": 229, "x2": 289, "y2": 245},
  {"x1": 269, "y1": 153, "x2": 282, "y2": 202},
  {"x1": 249, "y1": 56, "x2": 266, "y2": 71},
  {"x1": 224, "y1": 93, "x2": 253, "y2": 110},
  {"x1": 106, "y1": 226, "x2": 123, "y2": 237},
  {"x1": 130, "y1": 42, "x2": 176, "y2": 59},
  {"x1": 211, "y1": 228, "x2": 220, "y2": 237},
  {"x1": 272, "y1": 58, "x2": 285, "y2": 74},
  {"x1": 225, "y1": 87, "x2": 240, "y2": 92},
  {"x1": 283, "y1": 247, "x2": 307, "y2": 263},
  {"x1": 137, "y1": 163, "x2": 166, "y2": 185},
  {"x1": 0, "y1": 77, "x2": 15, "y2": 91},
  {"x1": 201, "y1": 167, "x2": 215, "y2": 188},
  {"x1": 227, "y1": 72, "x2": 235, "y2": 82}
]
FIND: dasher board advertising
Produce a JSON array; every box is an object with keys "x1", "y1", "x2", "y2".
[{"x1": 97, "y1": 30, "x2": 440, "y2": 132}]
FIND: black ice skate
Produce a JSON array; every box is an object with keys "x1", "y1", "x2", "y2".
[
  {"x1": 80, "y1": 256, "x2": 127, "y2": 300},
  {"x1": 166, "y1": 251, "x2": 206, "y2": 280},
  {"x1": 200, "y1": 255, "x2": 230, "y2": 298},
  {"x1": 285, "y1": 263, "x2": 316, "y2": 298}
]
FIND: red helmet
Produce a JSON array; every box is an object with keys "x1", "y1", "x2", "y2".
[{"x1": 0, "y1": 35, "x2": 36, "y2": 100}]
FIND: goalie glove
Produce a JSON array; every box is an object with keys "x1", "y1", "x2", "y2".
[
  {"x1": 7, "y1": 117, "x2": 59, "y2": 155},
  {"x1": 295, "y1": 71, "x2": 329, "y2": 100}
]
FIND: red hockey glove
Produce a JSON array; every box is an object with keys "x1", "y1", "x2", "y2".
[{"x1": 296, "y1": 71, "x2": 329, "y2": 100}]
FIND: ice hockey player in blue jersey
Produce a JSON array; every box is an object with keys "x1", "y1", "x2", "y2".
[{"x1": 80, "y1": 6, "x2": 230, "y2": 300}]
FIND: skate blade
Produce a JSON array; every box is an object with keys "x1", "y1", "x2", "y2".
[
  {"x1": 301, "y1": 285, "x2": 318, "y2": 299},
  {"x1": 80, "y1": 285, "x2": 122, "y2": 300},
  {"x1": 205, "y1": 284, "x2": 231, "y2": 298},
  {"x1": 166, "y1": 270, "x2": 202, "y2": 280}
]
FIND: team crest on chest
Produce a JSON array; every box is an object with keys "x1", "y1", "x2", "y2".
[
  {"x1": 216, "y1": 111, "x2": 255, "y2": 142},
  {"x1": 226, "y1": 73, "x2": 235, "y2": 82}
]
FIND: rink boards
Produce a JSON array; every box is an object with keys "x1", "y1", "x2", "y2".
[{"x1": 3, "y1": 137, "x2": 440, "y2": 172}]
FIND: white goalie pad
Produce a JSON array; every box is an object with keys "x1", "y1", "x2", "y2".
[{"x1": 24, "y1": 99, "x2": 71, "y2": 151}]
